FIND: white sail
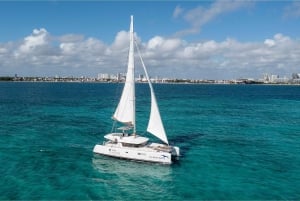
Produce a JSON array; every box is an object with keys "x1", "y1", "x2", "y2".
[
  {"x1": 147, "y1": 87, "x2": 169, "y2": 144},
  {"x1": 135, "y1": 40, "x2": 169, "y2": 145},
  {"x1": 112, "y1": 15, "x2": 135, "y2": 129}
]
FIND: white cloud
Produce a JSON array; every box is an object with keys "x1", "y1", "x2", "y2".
[
  {"x1": 173, "y1": 5, "x2": 184, "y2": 18},
  {"x1": 0, "y1": 28, "x2": 299, "y2": 79},
  {"x1": 148, "y1": 36, "x2": 164, "y2": 49},
  {"x1": 274, "y1": 33, "x2": 291, "y2": 43},
  {"x1": 139, "y1": 33, "x2": 300, "y2": 79},
  {"x1": 0, "y1": 47, "x2": 8, "y2": 54},
  {"x1": 111, "y1": 30, "x2": 129, "y2": 50},
  {"x1": 18, "y1": 28, "x2": 49, "y2": 53},
  {"x1": 58, "y1": 34, "x2": 84, "y2": 43},
  {"x1": 60, "y1": 43, "x2": 74, "y2": 55},
  {"x1": 147, "y1": 36, "x2": 181, "y2": 52},
  {"x1": 174, "y1": 0, "x2": 253, "y2": 37},
  {"x1": 264, "y1": 39, "x2": 275, "y2": 47}
]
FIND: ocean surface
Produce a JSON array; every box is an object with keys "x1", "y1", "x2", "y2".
[{"x1": 0, "y1": 82, "x2": 299, "y2": 200}]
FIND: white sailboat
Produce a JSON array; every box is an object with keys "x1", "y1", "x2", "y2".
[{"x1": 93, "y1": 15, "x2": 180, "y2": 164}]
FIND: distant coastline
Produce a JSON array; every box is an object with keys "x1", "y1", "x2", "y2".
[{"x1": 1, "y1": 75, "x2": 300, "y2": 85}]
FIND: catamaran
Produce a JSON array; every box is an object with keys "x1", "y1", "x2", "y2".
[{"x1": 93, "y1": 15, "x2": 180, "y2": 164}]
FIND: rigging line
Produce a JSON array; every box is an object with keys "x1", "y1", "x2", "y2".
[
  {"x1": 134, "y1": 40, "x2": 151, "y2": 135},
  {"x1": 111, "y1": 120, "x2": 117, "y2": 133},
  {"x1": 134, "y1": 40, "x2": 151, "y2": 86},
  {"x1": 134, "y1": 39, "x2": 157, "y2": 103}
]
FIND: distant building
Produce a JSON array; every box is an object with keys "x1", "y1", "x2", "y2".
[
  {"x1": 98, "y1": 73, "x2": 110, "y2": 80},
  {"x1": 292, "y1": 73, "x2": 300, "y2": 79},
  {"x1": 275, "y1": 77, "x2": 289, "y2": 83},
  {"x1": 263, "y1": 74, "x2": 271, "y2": 82},
  {"x1": 117, "y1": 73, "x2": 121, "y2": 82},
  {"x1": 138, "y1": 74, "x2": 144, "y2": 82},
  {"x1": 270, "y1": 75, "x2": 279, "y2": 82},
  {"x1": 263, "y1": 73, "x2": 290, "y2": 84}
]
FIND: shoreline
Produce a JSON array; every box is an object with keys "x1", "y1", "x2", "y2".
[
  {"x1": 1, "y1": 80, "x2": 299, "y2": 86},
  {"x1": 1, "y1": 76, "x2": 300, "y2": 85}
]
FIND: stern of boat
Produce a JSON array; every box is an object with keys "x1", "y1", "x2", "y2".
[{"x1": 171, "y1": 146, "x2": 180, "y2": 160}]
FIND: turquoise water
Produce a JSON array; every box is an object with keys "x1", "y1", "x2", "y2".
[{"x1": 0, "y1": 82, "x2": 299, "y2": 200}]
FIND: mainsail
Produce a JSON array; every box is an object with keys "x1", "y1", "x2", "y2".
[{"x1": 112, "y1": 15, "x2": 135, "y2": 130}]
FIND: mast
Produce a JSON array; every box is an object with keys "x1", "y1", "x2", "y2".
[{"x1": 130, "y1": 15, "x2": 136, "y2": 134}]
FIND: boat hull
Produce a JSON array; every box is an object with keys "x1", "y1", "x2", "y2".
[{"x1": 93, "y1": 144, "x2": 173, "y2": 164}]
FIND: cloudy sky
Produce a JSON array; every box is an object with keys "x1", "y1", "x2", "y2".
[{"x1": 0, "y1": 1, "x2": 299, "y2": 79}]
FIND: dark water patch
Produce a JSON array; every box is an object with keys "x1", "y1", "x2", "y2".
[{"x1": 170, "y1": 132, "x2": 205, "y2": 156}]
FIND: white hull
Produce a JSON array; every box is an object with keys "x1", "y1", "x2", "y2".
[{"x1": 93, "y1": 140, "x2": 179, "y2": 164}]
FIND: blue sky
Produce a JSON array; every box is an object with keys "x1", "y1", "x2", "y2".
[{"x1": 0, "y1": 1, "x2": 300, "y2": 79}]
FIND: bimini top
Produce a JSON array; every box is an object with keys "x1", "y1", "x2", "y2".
[{"x1": 104, "y1": 133, "x2": 149, "y2": 145}]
